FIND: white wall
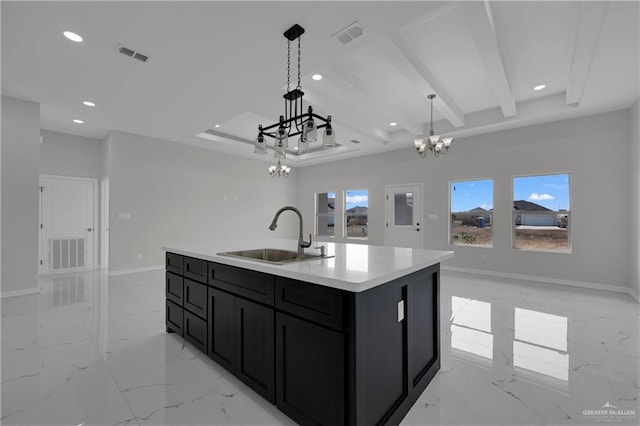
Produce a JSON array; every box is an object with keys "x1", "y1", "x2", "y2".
[
  {"x1": 106, "y1": 131, "x2": 298, "y2": 272},
  {"x1": 297, "y1": 109, "x2": 632, "y2": 289},
  {"x1": 40, "y1": 129, "x2": 102, "y2": 179},
  {"x1": 1, "y1": 96, "x2": 40, "y2": 296},
  {"x1": 630, "y1": 100, "x2": 639, "y2": 297}
]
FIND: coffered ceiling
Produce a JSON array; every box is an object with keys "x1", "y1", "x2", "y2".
[{"x1": 2, "y1": 1, "x2": 638, "y2": 166}]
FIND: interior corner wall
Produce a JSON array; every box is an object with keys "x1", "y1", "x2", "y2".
[
  {"x1": 296, "y1": 109, "x2": 632, "y2": 289},
  {"x1": 40, "y1": 129, "x2": 102, "y2": 179},
  {"x1": 1, "y1": 96, "x2": 40, "y2": 295},
  {"x1": 630, "y1": 100, "x2": 639, "y2": 297},
  {"x1": 107, "y1": 131, "x2": 298, "y2": 272}
]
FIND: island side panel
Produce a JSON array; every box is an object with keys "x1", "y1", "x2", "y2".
[{"x1": 353, "y1": 264, "x2": 440, "y2": 426}]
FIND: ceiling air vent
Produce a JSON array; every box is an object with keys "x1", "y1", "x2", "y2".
[
  {"x1": 333, "y1": 22, "x2": 366, "y2": 45},
  {"x1": 117, "y1": 44, "x2": 149, "y2": 63}
]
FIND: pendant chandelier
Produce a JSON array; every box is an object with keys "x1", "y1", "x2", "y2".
[
  {"x1": 255, "y1": 24, "x2": 336, "y2": 176},
  {"x1": 413, "y1": 94, "x2": 452, "y2": 158}
]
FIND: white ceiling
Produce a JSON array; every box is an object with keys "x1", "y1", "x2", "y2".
[{"x1": 2, "y1": 1, "x2": 639, "y2": 167}]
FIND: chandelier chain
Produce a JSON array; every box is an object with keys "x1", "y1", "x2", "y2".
[
  {"x1": 287, "y1": 40, "x2": 291, "y2": 93},
  {"x1": 297, "y1": 36, "x2": 302, "y2": 89}
]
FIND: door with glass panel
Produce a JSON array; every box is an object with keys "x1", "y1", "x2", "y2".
[{"x1": 385, "y1": 184, "x2": 423, "y2": 249}]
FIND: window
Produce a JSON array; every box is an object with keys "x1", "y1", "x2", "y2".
[
  {"x1": 316, "y1": 192, "x2": 335, "y2": 237},
  {"x1": 450, "y1": 179, "x2": 494, "y2": 247},
  {"x1": 345, "y1": 189, "x2": 368, "y2": 239},
  {"x1": 513, "y1": 173, "x2": 570, "y2": 251}
]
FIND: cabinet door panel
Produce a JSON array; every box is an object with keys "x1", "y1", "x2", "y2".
[
  {"x1": 276, "y1": 312, "x2": 344, "y2": 426},
  {"x1": 184, "y1": 310, "x2": 207, "y2": 353},
  {"x1": 408, "y1": 270, "x2": 439, "y2": 387},
  {"x1": 207, "y1": 288, "x2": 236, "y2": 372},
  {"x1": 275, "y1": 277, "x2": 344, "y2": 330},
  {"x1": 166, "y1": 300, "x2": 183, "y2": 336},
  {"x1": 184, "y1": 279, "x2": 207, "y2": 319},
  {"x1": 357, "y1": 284, "x2": 407, "y2": 425},
  {"x1": 166, "y1": 272, "x2": 183, "y2": 306},
  {"x1": 166, "y1": 252, "x2": 183, "y2": 275},
  {"x1": 183, "y1": 256, "x2": 208, "y2": 283},
  {"x1": 237, "y1": 298, "x2": 275, "y2": 403},
  {"x1": 209, "y1": 262, "x2": 275, "y2": 305}
]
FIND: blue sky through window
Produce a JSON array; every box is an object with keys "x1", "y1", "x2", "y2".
[
  {"x1": 345, "y1": 189, "x2": 368, "y2": 209},
  {"x1": 451, "y1": 179, "x2": 493, "y2": 212},
  {"x1": 513, "y1": 174, "x2": 570, "y2": 211}
]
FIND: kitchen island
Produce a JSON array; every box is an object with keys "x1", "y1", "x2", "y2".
[{"x1": 163, "y1": 240, "x2": 453, "y2": 426}]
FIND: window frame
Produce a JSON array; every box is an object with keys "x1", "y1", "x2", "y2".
[
  {"x1": 511, "y1": 172, "x2": 571, "y2": 253},
  {"x1": 315, "y1": 191, "x2": 336, "y2": 239},
  {"x1": 449, "y1": 178, "x2": 495, "y2": 248},
  {"x1": 344, "y1": 189, "x2": 368, "y2": 240}
]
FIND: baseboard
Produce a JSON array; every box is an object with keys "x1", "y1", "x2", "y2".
[
  {"x1": 442, "y1": 265, "x2": 639, "y2": 303},
  {"x1": 1, "y1": 287, "x2": 41, "y2": 299},
  {"x1": 108, "y1": 264, "x2": 164, "y2": 276}
]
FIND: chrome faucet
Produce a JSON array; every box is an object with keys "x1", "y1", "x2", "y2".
[{"x1": 268, "y1": 206, "x2": 312, "y2": 255}]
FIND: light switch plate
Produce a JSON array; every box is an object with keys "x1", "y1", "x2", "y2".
[{"x1": 397, "y1": 300, "x2": 405, "y2": 322}]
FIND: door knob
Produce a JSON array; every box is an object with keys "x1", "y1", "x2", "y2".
[{"x1": 87, "y1": 228, "x2": 93, "y2": 232}]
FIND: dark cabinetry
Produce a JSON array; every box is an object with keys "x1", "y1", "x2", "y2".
[
  {"x1": 165, "y1": 251, "x2": 440, "y2": 426},
  {"x1": 207, "y1": 286, "x2": 275, "y2": 403},
  {"x1": 276, "y1": 312, "x2": 345, "y2": 426},
  {"x1": 165, "y1": 253, "x2": 209, "y2": 354}
]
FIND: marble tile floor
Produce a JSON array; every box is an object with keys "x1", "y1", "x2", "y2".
[{"x1": 1, "y1": 269, "x2": 638, "y2": 425}]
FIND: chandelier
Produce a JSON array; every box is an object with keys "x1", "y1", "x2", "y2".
[
  {"x1": 255, "y1": 24, "x2": 336, "y2": 176},
  {"x1": 268, "y1": 160, "x2": 291, "y2": 177},
  {"x1": 414, "y1": 94, "x2": 452, "y2": 157}
]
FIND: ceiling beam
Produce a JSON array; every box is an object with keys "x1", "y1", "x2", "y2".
[
  {"x1": 566, "y1": 1, "x2": 609, "y2": 106},
  {"x1": 463, "y1": 0, "x2": 516, "y2": 118},
  {"x1": 384, "y1": 34, "x2": 466, "y2": 128}
]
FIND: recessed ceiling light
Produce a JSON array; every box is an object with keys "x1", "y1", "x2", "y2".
[
  {"x1": 312, "y1": 74, "x2": 323, "y2": 81},
  {"x1": 533, "y1": 84, "x2": 546, "y2": 91},
  {"x1": 82, "y1": 101, "x2": 96, "y2": 107},
  {"x1": 63, "y1": 31, "x2": 83, "y2": 43},
  {"x1": 389, "y1": 122, "x2": 398, "y2": 126},
  {"x1": 214, "y1": 124, "x2": 220, "y2": 128},
  {"x1": 73, "y1": 119, "x2": 84, "y2": 124}
]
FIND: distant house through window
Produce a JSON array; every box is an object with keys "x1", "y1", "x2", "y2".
[
  {"x1": 316, "y1": 192, "x2": 335, "y2": 237},
  {"x1": 345, "y1": 189, "x2": 368, "y2": 239},
  {"x1": 513, "y1": 173, "x2": 570, "y2": 252},
  {"x1": 450, "y1": 179, "x2": 494, "y2": 247}
]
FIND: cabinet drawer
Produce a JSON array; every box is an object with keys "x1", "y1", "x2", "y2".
[
  {"x1": 184, "y1": 310, "x2": 207, "y2": 353},
  {"x1": 166, "y1": 252, "x2": 183, "y2": 275},
  {"x1": 184, "y1": 256, "x2": 208, "y2": 283},
  {"x1": 166, "y1": 300, "x2": 183, "y2": 336},
  {"x1": 276, "y1": 277, "x2": 345, "y2": 330},
  {"x1": 184, "y1": 279, "x2": 207, "y2": 320},
  {"x1": 166, "y1": 272, "x2": 183, "y2": 306},
  {"x1": 209, "y1": 262, "x2": 275, "y2": 306}
]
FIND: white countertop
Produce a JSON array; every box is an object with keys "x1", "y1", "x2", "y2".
[{"x1": 162, "y1": 239, "x2": 454, "y2": 292}]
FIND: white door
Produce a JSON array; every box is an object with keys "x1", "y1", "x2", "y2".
[
  {"x1": 40, "y1": 175, "x2": 96, "y2": 274},
  {"x1": 385, "y1": 184, "x2": 423, "y2": 249},
  {"x1": 101, "y1": 178, "x2": 109, "y2": 270}
]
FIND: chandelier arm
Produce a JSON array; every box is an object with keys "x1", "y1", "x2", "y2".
[{"x1": 261, "y1": 113, "x2": 330, "y2": 133}]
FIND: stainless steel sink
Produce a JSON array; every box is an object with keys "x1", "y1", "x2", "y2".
[{"x1": 218, "y1": 248, "x2": 326, "y2": 265}]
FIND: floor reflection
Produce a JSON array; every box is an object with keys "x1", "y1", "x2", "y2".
[
  {"x1": 450, "y1": 297, "x2": 493, "y2": 362},
  {"x1": 449, "y1": 295, "x2": 570, "y2": 382},
  {"x1": 514, "y1": 308, "x2": 568, "y2": 381}
]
